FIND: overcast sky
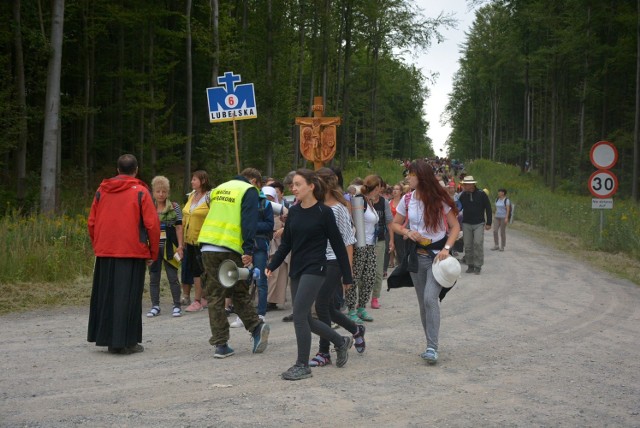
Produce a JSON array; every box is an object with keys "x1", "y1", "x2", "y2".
[{"x1": 411, "y1": 0, "x2": 478, "y2": 156}]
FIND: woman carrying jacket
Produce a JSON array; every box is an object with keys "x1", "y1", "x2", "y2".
[{"x1": 389, "y1": 159, "x2": 460, "y2": 364}]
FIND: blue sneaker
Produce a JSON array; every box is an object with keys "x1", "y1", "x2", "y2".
[
  {"x1": 421, "y1": 347, "x2": 438, "y2": 364},
  {"x1": 252, "y1": 322, "x2": 270, "y2": 354},
  {"x1": 213, "y1": 344, "x2": 235, "y2": 359}
]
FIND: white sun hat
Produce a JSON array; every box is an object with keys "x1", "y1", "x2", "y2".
[
  {"x1": 432, "y1": 257, "x2": 461, "y2": 288},
  {"x1": 261, "y1": 186, "x2": 278, "y2": 203}
]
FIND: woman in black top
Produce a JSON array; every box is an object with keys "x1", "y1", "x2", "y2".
[{"x1": 266, "y1": 169, "x2": 354, "y2": 381}]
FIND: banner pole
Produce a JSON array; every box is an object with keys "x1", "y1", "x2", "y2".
[{"x1": 233, "y1": 114, "x2": 240, "y2": 174}]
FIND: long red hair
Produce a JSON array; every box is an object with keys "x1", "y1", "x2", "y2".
[{"x1": 409, "y1": 159, "x2": 458, "y2": 232}]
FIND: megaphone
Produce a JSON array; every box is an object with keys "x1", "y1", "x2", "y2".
[{"x1": 218, "y1": 259, "x2": 260, "y2": 288}]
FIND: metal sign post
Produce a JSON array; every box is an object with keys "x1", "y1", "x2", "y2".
[{"x1": 588, "y1": 141, "x2": 618, "y2": 244}]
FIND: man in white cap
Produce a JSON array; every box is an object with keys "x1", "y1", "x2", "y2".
[{"x1": 458, "y1": 175, "x2": 492, "y2": 274}]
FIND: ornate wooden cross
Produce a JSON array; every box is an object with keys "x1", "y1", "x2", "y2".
[{"x1": 295, "y1": 96, "x2": 341, "y2": 170}]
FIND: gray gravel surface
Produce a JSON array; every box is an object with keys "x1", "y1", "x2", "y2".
[{"x1": 1, "y1": 228, "x2": 639, "y2": 427}]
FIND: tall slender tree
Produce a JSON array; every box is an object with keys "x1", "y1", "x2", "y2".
[{"x1": 40, "y1": 0, "x2": 65, "y2": 215}]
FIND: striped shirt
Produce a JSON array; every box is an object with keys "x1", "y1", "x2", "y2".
[{"x1": 326, "y1": 203, "x2": 357, "y2": 260}]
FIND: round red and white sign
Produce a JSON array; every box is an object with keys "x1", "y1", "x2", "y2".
[
  {"x1": 588, "y1": 170, "x2": 618, "y2": 198},
  {"x1": 590, "y1": 141, "x2": 617, "y2": 170}
]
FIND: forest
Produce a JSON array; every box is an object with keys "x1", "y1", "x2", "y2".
[
  {"x1": 447, "y1": 0, "x2": 640, "y2": 200},
  {"x1": 2, "y1": 0, "x2": 639, "y2": 215},
  {"x1": 1, "y1": 0, "x2": 449, "y2": 213}
]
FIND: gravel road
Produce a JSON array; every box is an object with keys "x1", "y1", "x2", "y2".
[{"x1": 1, "y1": 228, "x2": 639, "y2": 427}]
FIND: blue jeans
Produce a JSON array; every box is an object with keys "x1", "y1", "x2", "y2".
[{"x1": 253, "y1": 248, "x2": 268, "y2": 316}]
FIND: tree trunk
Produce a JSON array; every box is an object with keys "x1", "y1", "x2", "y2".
[
  {"x1": 578, "y1": 6, "x2": 590, "y2": 169},
  {"x1": 340, "y1": 0, "x2": 352, "y2": 167},
  {"x1": 293, "y1": 0, "x2": 306, "y2": 169},
  {"x1": 185, "y1": 0, "x2": 194, "y2": 194},
  {"x1": 40, "y1": 0, "x2": 65, "y2": 215},
  {"x1": 265, "y1": 0, "x2": 274, "y2": 175},
  {"x1": 633, "y1": 0, "x2": 640, "y2": 200},
  {"x1": 550, "y1": 75, "x2": 558, "y2": 191},
  {"x1": 13, "y1": 0, "x2": 28, "y2": 204},
  {"x1": 149, "y1": 26, "x2": 156, "y2": 177}
]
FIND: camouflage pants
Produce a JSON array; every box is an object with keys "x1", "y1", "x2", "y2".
[{"x1": 201, "y1": 251, "x2": 261, "y2": 346}]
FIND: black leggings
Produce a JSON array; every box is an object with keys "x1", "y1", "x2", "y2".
[
  {"x1": 315, "y1": 261, "x2": 358, "y2": 354},
  {"x1": 291, "y1": 274, "x2": 344, "y2": 366}
]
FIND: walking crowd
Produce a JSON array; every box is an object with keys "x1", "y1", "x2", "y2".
[{"x1": 87, "y1": 154, "x2": 510, "y2": 380}]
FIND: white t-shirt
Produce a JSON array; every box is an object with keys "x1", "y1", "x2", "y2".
[
  {"x1": 396, "y1": 191, "x2": 450, "y2": 243},
  {"x1": 363, "y1": 201, "x2": 379, "y2": 245}
]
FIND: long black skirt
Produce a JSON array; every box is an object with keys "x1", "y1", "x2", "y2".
[{"x1": 87, "y1": 257, "x2": 146, "y2": 348}]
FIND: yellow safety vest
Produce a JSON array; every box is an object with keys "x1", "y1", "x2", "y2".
[{"x1": 197, "y1": 180, "x2": 252, "y2": 254}]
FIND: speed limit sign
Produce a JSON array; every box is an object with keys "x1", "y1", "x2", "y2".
[{"x1": 588, "y1": 170, "x2": 618, "y2": 198}]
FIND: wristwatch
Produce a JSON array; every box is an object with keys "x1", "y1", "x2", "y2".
[{"x1": 444, "y1": 245, "x2": 451, "y2": 251}]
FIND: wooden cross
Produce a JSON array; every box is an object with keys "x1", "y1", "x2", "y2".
[{"x1": 295, "y1": 96, "x2": 341, "y2": 170}]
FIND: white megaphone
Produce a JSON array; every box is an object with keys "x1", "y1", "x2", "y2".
[{"x1": 218, "y1": 259, "x2": 260, "y2": 288}]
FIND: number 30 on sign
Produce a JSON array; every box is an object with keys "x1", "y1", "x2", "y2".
[{"x1": 588, "y1": 170, "x2": 618, "y2": 198}]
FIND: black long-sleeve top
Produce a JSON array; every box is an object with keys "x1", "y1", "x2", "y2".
[
  {"x1": 266, "y1": 201, "x2": 353, "y2": 284},
  {"x1": 459, "y1": 188, "x2": 492, "y2": 226}
]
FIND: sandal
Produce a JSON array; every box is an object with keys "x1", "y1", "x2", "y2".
[
  {"x1": 146, "y1": 306, "x2": 160, "y2": 317},
  {"x1": 309, "y1": 352, "x2": 331, "y2": 367}
]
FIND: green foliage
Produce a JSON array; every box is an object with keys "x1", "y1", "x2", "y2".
[
  {"x1": 0, "y1": 209, "x2": 94, "y2": 284},
  {"x1": 1, "y1": 0, "x2": 451, "y2": 209},
  {"x1": 343, "y1": 158, "x2": 406, "y2": 188},
  {"x1": 467, "y1": 160, "x2": 640, "y2": 260},
  {"x1": 447, "y1": 0, "x2": 639, "y2": 199}
]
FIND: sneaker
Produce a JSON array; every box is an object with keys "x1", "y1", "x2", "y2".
[
  {"x1": 309, "y1": 352, "x2": 331, "y2": 367},
  {"x1": 347, "y1": 309, "x2": 363, "y2": 324},
  {"x1": 213, "y1": 344, "x2": 235, "y2": 359},
  {"x1": 258, "y1": 314, "x2": 266, "y2": 322},
  {"x1": 465, "y1": 265, "x2": 475, "y2": 274},
  {"x1": 334, "y1": 336, "x2": 354, "y2": 368},
  {"x1": 421, "y1": 347, "x2": 438, "y2": 364},
  {"x1": 282, "y1": 313, "x2": 294, "y2": 322},
  {"x1": 225, "y1": 305, "x2": 235, "y2": 316},
  {"x1": 499, "y1": 247, "x2": 504, "y2": 252},
  {"x1": 230, "y1": 316, "x2": 244, "y2": 328},
  {"x1": 200, "y1": 297, "x2": 208, "y2": 309},
  {"x1": 146, "y1": 306, "x2": 160, "y2": 317},
  {"x1": 281, "y1": 364, "x2": 312, "y2": 381},
  {"x1": 490, "y1": 246, "x2": 499, "y2": 251},
  {"x1": 331, "y1": 322, "x2": 339, "y2": 329},
  {"x1": 251, "y1": 322, "x2": 270, "y2": 354},
  {"x1": 371, "y1": 297, "x2": 380, "y2": 309},
  {"x1": 180, "y1": 295, "x2": 191, "y2": 306},
  {"x1": 119, "y1": 344, "x2": 144, "y2": 355},
  {"x1": 185, "y1": 300, "x2": 202, "y2": 312},
  {"x1": 357, "y1": 307, "x2": 373, "y2": 322},
  {"x1": 266, "y1": 303, "x2": 279, "y2": 311},
  {"x1": 474, "y1": 266, "x2": 481, "y2": 275},
  {"x1": 353, "y1": 324, "x2": 366, "y2": 354},
  {"x1": 172, "y1": 306, "x2": 182, "y2": 317}
]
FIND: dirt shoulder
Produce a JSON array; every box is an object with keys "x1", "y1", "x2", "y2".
[{"x1": 1, "y1": 228, "x2": 639, "y2": 427}]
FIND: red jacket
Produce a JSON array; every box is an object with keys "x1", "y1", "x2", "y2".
[{"x1": 88, "y1": 175, "x2": 160, "y2": 260}]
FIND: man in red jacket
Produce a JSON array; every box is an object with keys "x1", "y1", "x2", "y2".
[{"x1": 87, "y1": 154, "x2": 160, "y2": 355}]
